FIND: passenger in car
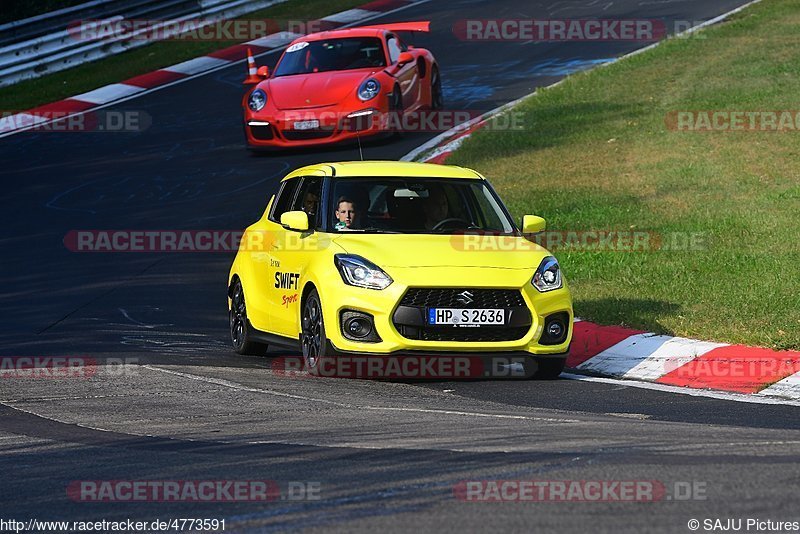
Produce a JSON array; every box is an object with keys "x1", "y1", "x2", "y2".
[{"x1": 334, "y1": 196, "x2": 358, "y2": 230}]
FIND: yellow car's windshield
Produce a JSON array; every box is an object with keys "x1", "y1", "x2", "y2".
[{"x1": 328, "y1": 178, "x2": 516, "y2": 234}]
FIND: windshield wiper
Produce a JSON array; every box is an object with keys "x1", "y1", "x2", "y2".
[
  {"x1": 431, "y1": 225, "x2": 482, "y2": 234},
  {"x1": 344, "y1": 227, "x2": 403, "y2": 234}
]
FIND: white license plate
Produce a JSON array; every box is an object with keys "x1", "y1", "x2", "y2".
[
  {"x1": 427, "y1": 308, "x2": 505, "y2": 326},
  {"x1": 293, "y1": 120, "x2": 320, "y2": 130}
]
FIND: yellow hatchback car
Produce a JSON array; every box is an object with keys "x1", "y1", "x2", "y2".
[{"x1": 228, "y1": 161, "x2": 573, "y2": 379}]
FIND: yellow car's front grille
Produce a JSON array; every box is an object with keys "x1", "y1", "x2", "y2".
[
  {"x1": 393, "y1": 287, "x2": 532, "y2": 342},
  {"x1": 399, "y1": 288, "x2": 526, "y2": 309}
]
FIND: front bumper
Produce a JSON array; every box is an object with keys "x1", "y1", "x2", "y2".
[
  {"x1": 244, "y1": 107, "x2": 389, "y2": 148},
  {"x1": 320, "y1": 280, "x2": 573, "y2": 356}
]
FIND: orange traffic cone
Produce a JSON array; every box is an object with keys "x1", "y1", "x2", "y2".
[{"x1": 243, "y1": 48, "x2": 260, "y2": 85}]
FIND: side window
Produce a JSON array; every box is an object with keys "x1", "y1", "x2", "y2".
[
  {"x1": 269, "y1": 178, "x2": 301, "y2": 223},
  {"x1": 290, "y1": 177, "x2": 323, "y2": 229},
  {"x1": 387, "y1": 36, "x2": 401, "y2": 63},
  {"x1": 397, "y1": 35, "x2": 408, "y2": 52}
]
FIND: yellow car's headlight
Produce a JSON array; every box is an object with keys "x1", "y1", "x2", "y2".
[
  {"x1": 334, "y1": 254, "x2": 393, "y2": 290},
  {"x1": 532, "y1": 256, "x2": 563, "y2": 292}
]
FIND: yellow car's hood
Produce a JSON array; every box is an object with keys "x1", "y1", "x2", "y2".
[{"x1": 331, "y1": 233, "x2": 550, "y2": 269}]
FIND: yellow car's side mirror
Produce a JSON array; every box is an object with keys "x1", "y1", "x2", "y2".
[
  {"x1": 280, "y1": 210, "x2": 310, "y2": 232},
  {"x1": 521, "y1": 215, "x2": 546, "y2": 233}
]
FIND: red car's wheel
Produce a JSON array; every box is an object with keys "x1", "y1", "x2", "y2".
[
  {"x1": 390, "y1": 86, "x2": 404, "y2": 136},
  {"x1": 431, "y1": 66, "x2": 443, "y2": 110}
]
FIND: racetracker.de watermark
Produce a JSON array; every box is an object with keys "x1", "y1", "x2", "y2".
[
  {"x1": 0, "y1": 357, "x2": 97, "y2": 379},
  {"x1": 450, "y1": 231, "x2": 708, "y2": 252},
  {"x1": 454, "y1": 480, "x2": 707, "y2": 502},
  {"x1": 662, "y1": 356, "x2": 800, "y2": 378},
  {"x1": 67, "y1": 18, "x2": 352, "y2": 42},
  {"x1": 0, "y1": 357, "x2": 140, "y2": 379},
  {"x1": 0, "y1": 110, "x2": 150, "y2": 134},
  {"x1": 66, "y1": 230, "x2": 254, "y2": 252},
  {"x1": 272, "y1": 355, "x2": 537, "y2": 379},
  {"x1": 69, "y1": 18, "x2": 279, "y2": 42},
  {"x1": 64, "y1": 230, "x2": 709, "y2": 253},
  {"x1": 453, "y1": 19, "x2": 667, "y2": 41},
  {"x1": 67, "y1": 480, "x2": 321, "y2": 502},
  {"x1": 666, "y1": 111, "x2": 800, "y2": 132},
  {"x1": 63, "y1": 230, "x2": 341, "y2": 253},
  {"x1": 255, "y1": 110, "x2": 523, "y2": 133}
]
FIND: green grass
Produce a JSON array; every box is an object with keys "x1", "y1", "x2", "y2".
[
  {"x1": 446, "y1": 0, "x2": 800, "y2": 349},
  {"x1": 0, "y1": 0, "x2": 367, "y2": 111}
]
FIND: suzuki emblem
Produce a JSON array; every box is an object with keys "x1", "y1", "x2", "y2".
[{"x1": 456, "y1": 290, "x2": 474, "y2": 305}]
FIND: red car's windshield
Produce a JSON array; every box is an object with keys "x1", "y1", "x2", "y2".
[{"x1": 273, "y1": 37, "x2": 387, "y2": 76}]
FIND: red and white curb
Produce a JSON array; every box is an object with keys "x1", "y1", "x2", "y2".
[
  {"x1": 402, "y1": 0, "x2": 800, "y2": 403},
  {"x1": 568, "y1": 320, "x2": 800, "y2": 403},
  {"x1": 0, "y1": 0, "x2": 430, "y2": 137}
]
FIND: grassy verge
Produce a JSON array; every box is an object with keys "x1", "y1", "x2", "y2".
[
  {"x1": 447, "y1": 0, "x2": 800, "y2": 349},
  {"x1": 0, "y1": 0, "x2": 367, "y2": 111}
]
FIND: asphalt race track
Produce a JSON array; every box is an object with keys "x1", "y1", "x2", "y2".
[{"x1": 2, "y1": 0, "x2": 798, "y2": 532}]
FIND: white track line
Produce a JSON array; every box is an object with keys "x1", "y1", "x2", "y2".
[{"x1": 143, "y1": 364, "x2": 581, "y2": 422}]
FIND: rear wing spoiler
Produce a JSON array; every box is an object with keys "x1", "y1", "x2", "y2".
[{"x1": 354, "y1": 21, "x2": 430, "y2": 33}]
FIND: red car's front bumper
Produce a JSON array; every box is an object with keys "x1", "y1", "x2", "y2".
[{"x1": 244, "y1": 107, "x2": 390, "y2": 149}]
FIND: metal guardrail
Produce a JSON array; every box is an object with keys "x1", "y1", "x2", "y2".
[
  {"x1": 0, "y1": 0, "x2": 119, "y2": 47},
  {"x1": 0, "y1": 0, "x2": 287, "y2": 88}
]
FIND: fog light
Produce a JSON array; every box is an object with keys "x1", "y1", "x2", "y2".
[
  {"x1": 340, "y1": 310, "x2": 381, "y2": 343},
  {"x1": 547, "y1": 321, "x2": 563, "y2": 338},
  {"x1": 346, "y1": 317, "x2": 372, "y2": 338},
  {"x1": 540, "y1": 312, "x2": 570, "y2": 346}
]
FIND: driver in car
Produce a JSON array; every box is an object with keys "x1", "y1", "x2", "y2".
[{"x1": 423, "y1": 186, "x2": 449, "y2": 230}]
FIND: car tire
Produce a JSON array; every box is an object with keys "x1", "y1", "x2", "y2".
[
  {"x1": 301, "y1": 288, "x2": 336, "y2": 374},
  {"x1": 390, "y1": 86, "x2": 404, "y2": 137},
  {"x1": 532, "y1": 357, "x2": 566, "y2": 380},
  {"x1": 430, "y1": 66, "x2": 443, "y2": 110},
  {"x1": 229, "y1": 279, "x2": 268, "y2": 355}
]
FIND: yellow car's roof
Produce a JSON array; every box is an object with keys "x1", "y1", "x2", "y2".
[{"x1": 282, "y1": 161, "x2": 483, "y2": 180}]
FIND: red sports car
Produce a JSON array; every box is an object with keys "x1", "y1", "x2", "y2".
[{"x1": 242, "y1": 22, "x2": 442, "y2": 150}]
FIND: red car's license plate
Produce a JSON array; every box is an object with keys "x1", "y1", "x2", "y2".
[{"x1": 293, "y1": 120, "x2": 320, "y2": 130}]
